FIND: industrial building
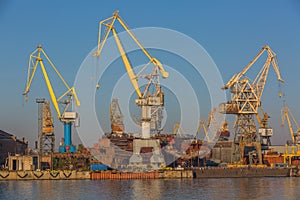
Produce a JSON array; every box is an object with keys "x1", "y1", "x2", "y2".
[{"x1": 0, "y1": 130, "x2": 28, "y2": 168}]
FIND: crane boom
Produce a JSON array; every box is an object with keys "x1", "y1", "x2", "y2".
[
  {"x1": 222, "y1": 45, "x2": 284, "y2": 90},
  {"x1": 23, "y1": 45, "x2": 80, "y2": 119},
  {"x1": 111, "y1": 28, "x2": 142, "y2": 98},
  {"x1": 94, "y1": 10, "x2": 168, "y2": 99}
]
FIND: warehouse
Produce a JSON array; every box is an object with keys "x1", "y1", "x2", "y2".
[{"x1": 0, "y1": 130, "x2": 28, "y2": 168}]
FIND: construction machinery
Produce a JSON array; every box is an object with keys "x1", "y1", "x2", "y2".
[
  {"x1": 281, "y1": 104, "x2": 300, "y2": 145},
  {"x1": 173, "y1": 122, "x2": 189, "y2": 138},
  {"x1": 195, "y1": 109, "x2": 230, "y2": 142},
  {"x1": 23, "y1": 45, "x2": 80, "y2": 153},
  {"x1": 220, "y1": 45, "x2": 284, "y2": 164},
  {"x1": 256, "y1": 107, "x2": 273, "y2": 150},
  {"x1": 110, "y1": 98, "x2": 125, "y2": 134},
  {"x1": 94, "y1": 11, "x2": 168, "y2": 169},
  {"x1": 36, "y1": 98, "x2": 55, "y2": 155}
]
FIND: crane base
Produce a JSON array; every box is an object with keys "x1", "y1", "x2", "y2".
[
  {"x1": 129, "y1": 139, "x2": 166, "y2": 170},
  {"x1": 59, "y1": 145, "x2": 76, "y2": 153}
]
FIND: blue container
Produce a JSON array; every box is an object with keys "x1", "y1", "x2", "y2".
[
  {"x1": 70, "y1": 145, "x2": 76, "y2": 153},
  {"x1": 90, "y1": 164, "x2": 108, "y2": 171},
  {"x1": 59, "y1": 146, "x2": 65, "y2": 153}
]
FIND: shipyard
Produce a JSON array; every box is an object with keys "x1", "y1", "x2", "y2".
[
  {"x1": 0, "y1": 10, "x2": 299, "y2": 180},
  {"x1": 0, "y1": 1, "x2": 300, "y2": 200}
]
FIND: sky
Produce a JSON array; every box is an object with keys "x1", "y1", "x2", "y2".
[{"x1": 0, "y1": 0, "x2": 299, "y2": 147}]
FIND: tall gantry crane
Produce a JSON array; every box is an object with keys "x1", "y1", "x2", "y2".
[
  {"x1": 220, "y1": 45, "x2": 284, "y2": 164},
  {"x1": 281, "y1": 104, "x2": 300, "y2": 145},
  {"x1": 36, "y1": 98, "x2": 55, "y2": 155},
  {"x1": 23, "y1": 45, "x2": 80, "y2": 153},
  {"x1": 94, "y1": 11, "x2": 168, "y2": 169}
]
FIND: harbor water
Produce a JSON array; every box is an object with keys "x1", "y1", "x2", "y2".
[{"x1": 1, "y1": 178, "x2": 300, "y2": 200}]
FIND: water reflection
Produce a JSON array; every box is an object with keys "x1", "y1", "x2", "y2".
[{"x1": 1, "y1": 178, "x2": 300, "y2": 200}]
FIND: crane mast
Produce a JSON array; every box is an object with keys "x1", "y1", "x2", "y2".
[
  {"x1": 23, "y1": 45, "x2": 80, "y2": 153},
  {"x1": 220, "y1": 45, "x2": 284, "y2": 164},
  {"x1": 36, "y1": 98, "x2": 55, "y2": 156}
]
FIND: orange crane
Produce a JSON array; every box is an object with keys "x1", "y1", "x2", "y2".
[{"x1": 110, "y1": 98, "x2": 124, "y2": 134}]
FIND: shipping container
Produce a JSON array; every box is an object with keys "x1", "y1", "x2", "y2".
[{"x1": 90, "y1": 164, "x2": 108, "y2": 171}]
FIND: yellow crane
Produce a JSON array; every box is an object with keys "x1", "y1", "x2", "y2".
[
  {"x1": 195, "y1": 108, "x2": 229, "y2": 142},
  {"x1": 93, "y1": 11, "x2": 168, "y2": 169},
  {"x1": 256, "y1": 107, "x2": 273, "y2": 149},
  {"x1": 281, "y1": 104, "x2": 300, "y2": 145},
  {"x1": 220, "y1": 45, "x2": 284, "y2": 164},
  {"x1": 173, "y1": 122, "x2": 189, "y2": 138},
  {"x1": 93, "y1": 10, "x2": 168, "y2": 98},
  {"x1": 93, "y1": 10, "x2": 168, "y2": 139},
  {"x1": 23, "y1": 45, "x2": 80, "y2": 153},
  {"x1": 195, "y1": 119, "x2": 211, "y2": 141}
]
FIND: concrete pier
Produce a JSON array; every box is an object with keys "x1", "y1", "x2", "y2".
[{"x1": 0, "y1": 170, "x2": 90, "y2": 180}]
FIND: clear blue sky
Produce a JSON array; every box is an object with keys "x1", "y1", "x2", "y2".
[{"x1": 0, "y1": 0, "x2": 299, "y2": 146}]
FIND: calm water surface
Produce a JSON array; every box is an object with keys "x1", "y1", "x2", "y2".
[{"x1": 1, "y1": 178, "x2": 300, "y2": 200}]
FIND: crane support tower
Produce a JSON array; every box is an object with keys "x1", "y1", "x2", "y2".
[
  {"x1": 23, "y1": 45, "x2": 80, "y2": 153},
  {"x1": 220, "y1": 45, "x2": 284, "y2": 164},
  {"x1": 36, "y1": 98, "x2": 55, "y2": 155},
  {"x1": 94, "y1": 11, "x2": 168, "y2": 169}
]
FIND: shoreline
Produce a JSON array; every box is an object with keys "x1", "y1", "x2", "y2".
[{"x1": 0, "y1": 167, "x2": 298, "y2": 180}]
